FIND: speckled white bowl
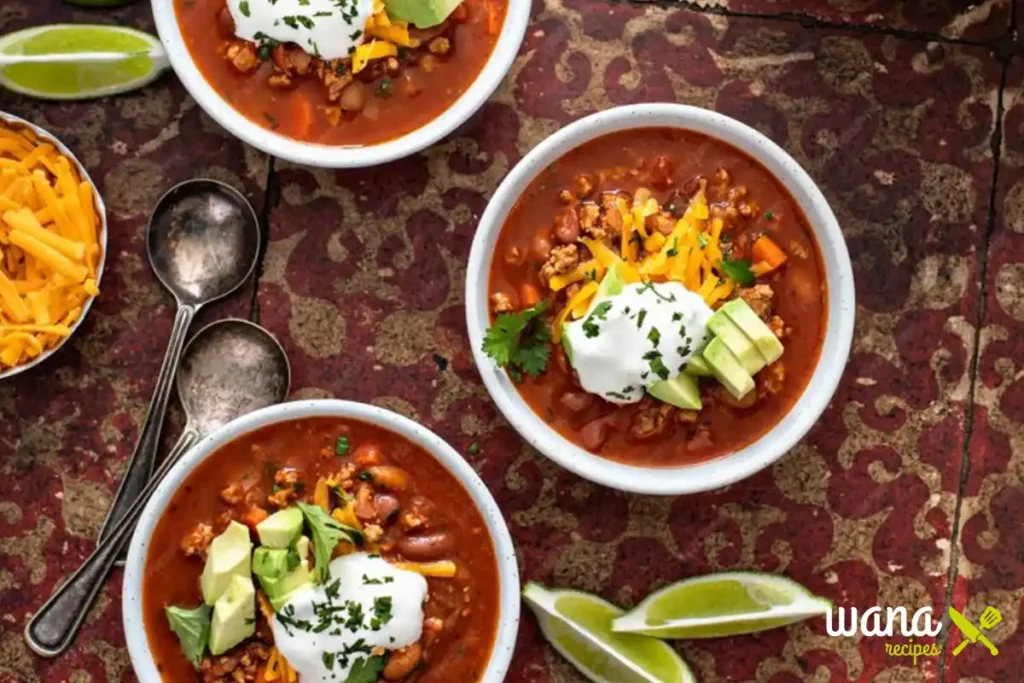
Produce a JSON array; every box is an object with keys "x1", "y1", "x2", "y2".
[
  {"x1": 151, "y1": 0, "x2": 530, "y2": 168},
  {"x1": 123, "y1": 399, "x2": 520, "y2": 682},
  {"x1": 466, "y1": 103, "x2": 856, "y2": 496},
  {"x1": 0, "y1": 111, "x2": 107, "y2": 381}
]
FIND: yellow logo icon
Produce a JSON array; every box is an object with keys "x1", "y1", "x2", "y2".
[{"x1": 948, "y1": 606, "x2": 1001, "y2": 656}]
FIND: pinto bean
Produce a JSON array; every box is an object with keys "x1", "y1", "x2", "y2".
[
  {"x1": 383, "y1": 642, "x2": 423, "y2": 680},
  {"x1": 531, "y1": 233, "x2": 552, "y2": 263},
  {"x1": 397, "y1": 531, "x2": 454, "y2": 561},
  {"x1": 558, "y1": 390, "x2": 594, "y2": 418},
  {"x1": 367, "y1": 466, "x2": 410, "y2": 492},
  {"x1": 374, "y1": 494, "x2": 400, "y2": 522},
  {"x1": 580, "y1": 419, "x2": 610, "y2": 451},
  {"x1": 553, "y1": 208, "x2": 581, "y2": 244},
  {"x1": 339, "y1": 82, "x2": 367, "y2": 112}
]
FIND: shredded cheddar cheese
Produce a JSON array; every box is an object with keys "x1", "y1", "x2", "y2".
[
  {"x1": 0, "y1": 121, "x2": 102, "y2": 371},
  {"x1": 352, "y1": 40, "x2": 399, "y2": 74}
]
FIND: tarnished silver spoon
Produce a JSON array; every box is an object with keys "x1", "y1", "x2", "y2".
[
  {"x1": 97, "y1": 179, "x2": 260, "y2": 547},
  {"x1": 24, "y1": 319, "x2": 290, "y2": 657}
]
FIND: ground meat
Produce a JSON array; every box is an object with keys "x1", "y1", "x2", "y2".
[
  {"x1": 738, "y1": 284, "x2": 775, "y2": 321},
  {"x1": 364, "y1": 523, "x2": 384, "y2": 543},
  {"x1": 225, "y1": 41, "x2": 258, "y2": 73},
  {"x1": 220, "y1": 483, "x2": 244, "y2": 506},
  {"x1": 316, "y1": 60, "x2": 355, "y2": 102},
  {"x1": 579, "y1": 203, "x2": 603, "y2": 239},
  {"x1": 428, "y1": 36, "x2": 451, "y2": 55},
  {"x1": 267, "y1": 72, "x2": 293, "y2": 89},
  {"x1": 767, "y1": 315, "x2": 786, "y2": 339},
  {"x1": 676, "y1": 409, "x2": 699, "y2": 424},
  {"x1": 490, "y1": 292, "x2": 513, "y2": 314},
  {"x1": 200, "y1": 642, "x2": 270, "y2": 683},
  {"x1": 629, "y1": 400, "x2": 675, "y2": 440},
  {"x1": 645, "y1": 212, "x2": 676, "y2": 236},
  {"x1": 181, "y1": 523, "x2": 215, "y2": 559},
  {"x1": 575, "y1": 174, "x2": 595, "y2": 198},
  {"x1": 598, "y1": 193, "x2": 625, "y2": 237},
  {"x1": 761, "y1": 362, "x2": 786, "y2": 395},
  {"x1": 540, "y1": 244, "x2": 580, "y2": 284},
  {"x1": 267, "y1": 468, "x2": 300, "y2": 509}
]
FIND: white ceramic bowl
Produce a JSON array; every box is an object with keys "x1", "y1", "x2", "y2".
[
  {"x1": 123, "y1": 399, "x2": 520, "y2": 682},
  {"x1": 466, "y1": 103, "x2": 856, "y2": 496},
  {"x1": 0, "y1": 111, "x2": 107, "y2": 380},
  {"x1": 151, "y1": 1, "x2": 530, "y2": 168}
]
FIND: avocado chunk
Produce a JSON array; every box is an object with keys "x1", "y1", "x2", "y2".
[
  {"x1": 208, "y1": 575, "x2": 256, "y2": 656},
  {"x1": 720, "y1": 299, "x2": 784, "y2": 364},
  {"x1": 385, "y1": 0, "x2": 465, "y2": 28},
  {"x1": 593, "y1": 261, "x2": 627, "y2": 302},
  {"x1": 704, "y1": 337, "x2": 755, "y2": 399},
  {"x1": 706, "y1": 311, "x2": 767, "y2": 376},
  {"x1": 266, "y1": 559, "x2": 314, "y2": 612},
  {"x1": 684, "y1": 355, "x2": 713, "y2": 377},
  {"x1": 648, "y1": 372, "x2": 702, "y2": 410},
  {"x1": 200, "y1": 521, "x2": 252, "y2": 606},
  {"x1": 252, "y1": 548, "x2": 291, "y2": 581},
  {"x1": 256, "y1": 507, "x2": 303, "y2": 549}
]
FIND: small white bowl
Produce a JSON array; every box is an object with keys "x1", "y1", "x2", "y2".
[
  {"x1": 123, "y1": 399, "x2": 520, "y2": 682},
  {"x1": 0, "y1": 111, "x2": 107, "y2": 381},
  {"x1": 465, "y1": 104, "x2": 856, "y2": 496},
  {"x1": 150, "y1": 1, "x2": 530, "y2": 168}
]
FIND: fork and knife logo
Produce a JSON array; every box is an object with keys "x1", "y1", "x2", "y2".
[{"x1": 948, "y1": 606, "x2": 1001, "y2": 657}]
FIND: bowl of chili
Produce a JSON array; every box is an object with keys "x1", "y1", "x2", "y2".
[
  {"x1": 122, "y1": 399, "x2": 519, "y2": 682},
  {"x1": 151, "y1": 0, "x2": 528, "y2": 167},
  {"x1": 466, "y1": 103, "x2": 856, "y2": 495}
]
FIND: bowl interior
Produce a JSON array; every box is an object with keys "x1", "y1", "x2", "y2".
[
  {"x1": 123, "y1": 399, "x2": 520, "y2": 683},
  {"x1": 150, "y1": 0, "x2": 530, "y2": 168},
  {"x1": 465, "y1": 103, "x2": 855, "y2": 495},
  {"x1": 0, "y1": 111, "x2": 107, "y2": 381}
]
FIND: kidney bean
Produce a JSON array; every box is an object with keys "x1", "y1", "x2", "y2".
[
  {"x1": 397, "y1": 531, "x2": 454, "y2": 561},
  {"x1": 553, "y1": 208, "x2": 580, "y2": 244},
  {"x1": 383, "y1": 643, "x2": 422, "y2": 680},
  {"x1": 373, "y1": 494, "x2": 400, "y2": 522},
  {"x1": 558, "y1": 390, "x2": 594, "y2": 418},
  {"x1": 580, "y1": 419, "x2": 610, "y2": 451},
  {"x1": 531, "y1": 233, "x2": 552, "y2": 262}
]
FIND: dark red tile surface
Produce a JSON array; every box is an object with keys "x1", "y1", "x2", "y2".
[
  {"x1": 0, "y1": 0, "x2": 1016, "y2": 682},
  {"x1": 944, "y1": 58, "x2": 1024, "y2": 683}
]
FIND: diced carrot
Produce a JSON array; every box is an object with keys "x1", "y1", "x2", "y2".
[
  {"x1": 284, "y1": 94, "x2": 315, "y2": 139},
  {"x1": 520, "y1": 283, "x2": 541, "y2": 308},
  {"x1": 751, "y1": 235, "x2": 787, "y2": 274},
  {"x1": 241, "y1": 506, "x2": 269, "y2": 530}
]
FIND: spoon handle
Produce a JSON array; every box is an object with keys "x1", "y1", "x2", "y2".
[
  {"x1": 97, "y1": 305, "x2": 196, "y2": 546},
  {"x1": 24, "y1": 425, "x2": 192, "y2": 657}
]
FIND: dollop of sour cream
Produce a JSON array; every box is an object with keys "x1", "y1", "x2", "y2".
[
  {"x1": 228, "y1": 0, "x2": 374, "y2": 61},
  {"x1": 564, "y1": 282, "x2": 714, "y2": 404},
  {"x1": 272, "y1": 553, "x2": 428, "y2": 682}
]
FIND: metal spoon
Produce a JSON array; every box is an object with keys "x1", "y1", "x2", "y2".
[
  {"x1": 24, "y1": 319, "x2": 290, "y2": 657},
  {"x1": 97, "y1": 180, "x2": 260, "y2": 547}
]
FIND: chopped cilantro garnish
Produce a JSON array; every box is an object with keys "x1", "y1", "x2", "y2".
[
  {"x1": 721, "y1": 259, "x2": 756, "y2": 286},
  {"x1": 765, "y1": 210, "x2": 775, "y2": 220},
  {"x1": 666, "y1": 237, "x2": 679, "y2": 257},
  {"x1": 481, "y1": 301, "x2": 552, "y2": 382},
  {"x1": 582, "y1": 300, "x2": 612, "y2": 339},
  {"x1": 643, "y1": 350, "x2": 671, "y2": 381},
  {"x1": 335, "y1": 436, "x2": 350, "y2": 456},
  {"x1": 647, "y1": 327, "x2": 661, "y2": 347},
  {"x1": 636, "y1": 309, "x2": 647, "y2": 330},
  {"x1": 467, "y1": 442, "x2": 481, "y2": 455},
  {"x1": 238, "y1": 0, "x2": 250, "y2": 17}
]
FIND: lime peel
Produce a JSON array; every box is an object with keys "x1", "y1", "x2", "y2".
[{"x1": 612, "y1": 572, "x2": 832, "y2": 639}]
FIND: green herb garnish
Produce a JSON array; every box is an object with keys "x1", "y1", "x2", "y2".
[
  {"x1": 335, "y1": 436, "x2": 350, "y2": 456},
  {"x1": 482, "y1": 301, "x2": 552, "y2": 382},
  {"x1": 581, "y1": 300, "x2": 612, "y2": 339},
  {"x1": 296, "y1": 503, "x2": 363, "y2": 583},
  {"x1": 164, "y1": 604, "x2": 211, "y2": 670},
  {"x1": 720, "y1": 259, "x2": 755, "y2": 286}
]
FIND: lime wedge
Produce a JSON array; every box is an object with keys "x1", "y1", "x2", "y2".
[
  {"x1": 523, "y1": 583, "x2": 695, "y2": 683},
  {"x1": 612, "y1": 572, "x2": 832, "y2": 639},
  {"x1": 0, "y1": 25, "x2": 167, "y2": 100}
]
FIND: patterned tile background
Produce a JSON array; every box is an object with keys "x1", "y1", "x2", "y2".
[{"x1": 0, "y1": 0, "x2": 1021, "y2": 681}]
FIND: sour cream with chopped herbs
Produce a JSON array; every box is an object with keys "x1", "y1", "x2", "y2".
[
  {"x1": 228, "y1": 0, "x2": 373, "y2": 61},
  {"x1": 564, "y1": 282, "x2": 713, "y2": 404},
  {"x1": 271, "y1": 553, "x2": 427, "y2": 682}
]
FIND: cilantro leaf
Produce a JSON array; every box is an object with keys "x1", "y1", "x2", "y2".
[
  {"x1": 721, "y1": 259, "x2": 755, "y2": 286},
  {"x1": 296, "y1": 502, "x2": 363, "y2": 583},
  {"x1": 345, "y1": 655, "x2": 386, "y2": 683},
  {"x1": 165, "y1": 604, "x2": 211, "y2": 669},
  {"x1": 582, "y1": 300, "x2": 612, "y2": 338},
  {"x1": 482, "y1": 301, "x2": 552, "y2": 382}
]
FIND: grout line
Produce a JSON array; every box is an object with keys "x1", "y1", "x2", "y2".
[
  {"x1": 621, "y1": 0, "x2": 1005, "y2": 48},
  {"x1": 936, "y1": 53, "x2": 1012, "y2": 682},
  {"x1": 248, "y1": 155, "x2": 280, "y2": 324}
]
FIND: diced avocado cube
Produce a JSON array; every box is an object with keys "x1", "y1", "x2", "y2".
[
  {"x1": 384, "y1": 0, "x2": 465, "y2": 28},
  {"x1": 684, "y1": 355, "x2": 713, "y2": 377},
  {"x1": 265, "y1": 559, "x2": 314, "y2": 612},
  {"x1": 561, "y1": 323, "x2": 574, "y2": 363},
  {"x1": 593, "y1": 261, "x2": 627, "y2": 302},
  {"x1": 200, "y1": 521, "x2": 252, "y2": 606},
  {"x1": 720, "y1": 299, "x2": 784, "y2": 364},
  {"x1": 704, "y1": 337, "x2": 755, "y2": 400},
  {"x1": 256, "y1": 507, "x2": 303, "y2": 549},
  {"x1": 208, "y1": 575, "x2": 256, "y2": 656},
  {"x1": 252, "y1": 548, "x2": 290, "y2": 581},
  {"x1": 648, "y1": 372, "x2": 702, "y2": 410},
  {"x1": 706, "y1": 311, "x2": 767, "y2": 376}
]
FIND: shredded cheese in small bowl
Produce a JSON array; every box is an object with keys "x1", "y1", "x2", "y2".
[{"x1": 0, "y1": 111, "x2": 107, "y2": 379}]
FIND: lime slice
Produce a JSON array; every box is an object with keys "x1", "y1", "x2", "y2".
[
  {"x1": 0, "y1": 25, "x2": 168, "y2": 100},
  {"x1": 523, "y1": 583, "x2": 695, "y2": 683},
  {"x1": 612, "y1": 572, "x2": 832, "y2": 639}
]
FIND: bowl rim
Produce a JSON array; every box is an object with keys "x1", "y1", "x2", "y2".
[
  {"x1": 465, "y1": 103, "x2": 856, "y2": 495},
  {"x1": 122, "y1": 399, "x2": 521, "y2": 682},
  {"x1": 0, "y1": 110, "x2": 108, "y2": 381},
  {"x1": 150, "y1": 0, "x2": 530, "y2": 169}
]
